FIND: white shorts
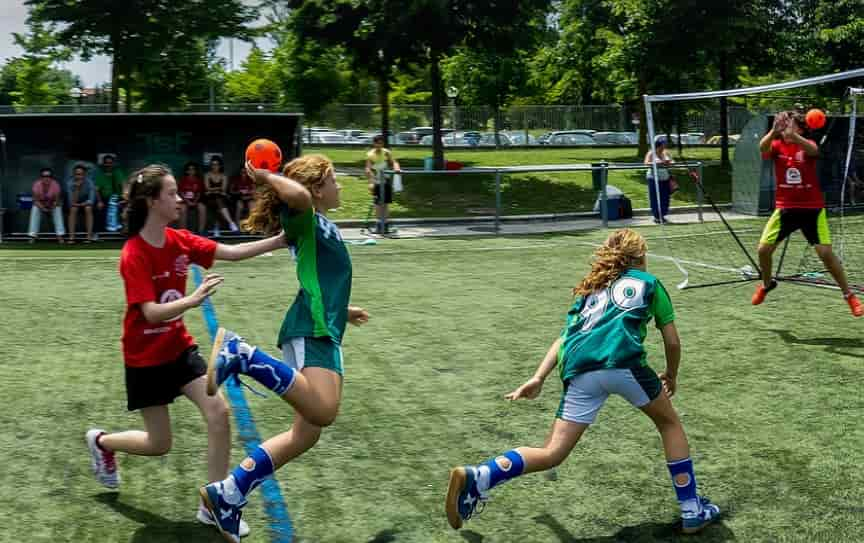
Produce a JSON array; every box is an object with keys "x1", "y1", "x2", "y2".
[{"x1": 556, "y1": 367, "x2": 662, "y2": 424}]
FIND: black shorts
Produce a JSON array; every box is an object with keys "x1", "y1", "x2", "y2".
[
  {"x1": 759, "y1": 208, "x2": 831, "y2": 246},
  {"x1": 373, "y1": 182, "x2": 393, "y2": 204},
  {"x1": 124, "y1": 346, "x2": 207, "y2": 411}
]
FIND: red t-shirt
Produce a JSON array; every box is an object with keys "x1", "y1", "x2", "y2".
[
  {"x1": 120, "y1": 228, "x2": 217, "y2": 368},
  {"x1": 762, "y1": 139, "x2": 824, "y2": 209},
  {"x1": 178, "y1": 175, "x2": 204, "y2": 203},
  {"x1": 230, "y1": 174, "x2": 254, "y2": 199}
]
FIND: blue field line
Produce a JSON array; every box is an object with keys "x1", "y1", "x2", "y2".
[{"x1": 192, "y1": 265, "x2": 294, "y2": 542}]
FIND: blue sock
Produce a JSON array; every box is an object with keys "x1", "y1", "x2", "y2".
[
  {"x1": 243, "y1": 347, "x2": 296, "y2": 396},
  {"x1": 667, "y1": 457, "x2": 699, "y2": 513},
  {"x1": 224, "y1": 446, "x2": 275, "y2": 503},
  {"x1": 476, "y1": 450, "x2": 525, "y2": 492}
]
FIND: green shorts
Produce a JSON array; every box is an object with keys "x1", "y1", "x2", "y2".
[
  {"x1": 280, "y1": 336, "x2": 344, "y2": 376},
  {"x1": 759, "y1": 208, "x2": 831, "y2": 246}
]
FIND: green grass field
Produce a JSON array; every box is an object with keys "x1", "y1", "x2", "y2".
[
  {"x1": 3, "y1": 222, "x2": 863, "y2": 543},
  {"x1": 303, "y1": 146, "x2": 730, "y2": 221}
]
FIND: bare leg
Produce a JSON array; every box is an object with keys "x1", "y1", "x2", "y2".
[
  {"x1": 279, "y1": 367, "x2": 342, "y2": 428},
  {"x1": 640, "y1": 392, "x2": 690, "y2": 467},
  {"x1": 260, "y1": 411, "x2": 322, "y2": 470},
  {"x1": 513, "y1": 418, "x2": 588, "y2": 474},
  {"x1": 67, "y1": 208, "x2": 78, "y2": 241},
  {"x1": 815, "y1": 244, "x2": 852, "y2": 294},
  {"x1": 757, "y1": 243, "x2": 776, "y2": 286},
  {"x1": 183, "y1": 376, "x2": 231, "y2": 483},
  {"x1": 98, "y1": 405, "x2": 173, "y2": 456},
  {"x1": 197, "y1": 203, "x2": 207, "y2": 232},
  {"x1": 84, "y1": 205, "x2": 94, "y2": 239}
]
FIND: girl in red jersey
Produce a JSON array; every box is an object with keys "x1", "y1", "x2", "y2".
[
  {"x1": 85, "y1": 164, "x2": 285, "y2": 537},
  {"x1": 753, "y1": 111, "x2": 862, "y2": 316},
  {"x1": 178, "y1": 161, "x2": 206, "y2": 233}
]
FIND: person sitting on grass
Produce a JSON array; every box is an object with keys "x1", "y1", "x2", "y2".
[
  {"x1": 444, "y1": 228, "x2": 721, "y2": 535},
  {"x1": 751, "y1": 110, "x2": 862, "y2": 316}
]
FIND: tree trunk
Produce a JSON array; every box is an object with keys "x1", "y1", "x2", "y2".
[
  {"x1": 719, "y1": 51, "x2": 730, "y2": 168},
  {"x1": 110, "y1": 39, "x2": 120, "y2": 113},
  {"x1": 638, "y1": 72, "x2": 649, "y2": 157},
  {"x1": 430, "y1": 51, "x2": 444, "y2": 169},
  {"x1": 378, "y1": 71, "x2": 390, "y2": 140}
]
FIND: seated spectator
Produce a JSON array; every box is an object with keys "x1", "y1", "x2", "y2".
[
  {"x1": 28, "y1": 167, "x2": 65, "y2": 244},
  {"x1": 203, "y1": 155, "x2": 238, "y2": 235},
  {"x1": 93, "y1": 154, "x2": 127, "y2": 232},
  {"x1": 178, "y1": 162, "x2": 206, "y2": 233},
  {"x1": 229, "y1": 168, "x2": 255, "y2": 224},
  {"x1": 66, "y1": 164, "x2": 96, "y2": 243}
]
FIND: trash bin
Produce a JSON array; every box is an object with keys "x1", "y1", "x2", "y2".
[{"x1": 424, "y1": 157, "x2": 435, "y2": 171}]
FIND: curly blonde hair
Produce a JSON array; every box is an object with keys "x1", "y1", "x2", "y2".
[
  {"x1": 573, "y1": 228, "x2": 647, "y2": 297},
  {"x1": 242, "y1": 154, "x2": 335, "y2": 235}
]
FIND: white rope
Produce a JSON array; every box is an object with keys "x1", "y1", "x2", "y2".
[{"x1": 646, "y1": 68, "x2": 864, "y2": 103}]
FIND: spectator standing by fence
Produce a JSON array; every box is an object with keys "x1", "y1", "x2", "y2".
[
  {"x1": 365, "y1": 135, "x2": 401, "y2": 235},
  {"x1": 645, "y1": 136, "x2": 674, "y2": 224},
  {"x1": 28, "y1": 167, "x2": 65, "y2": 244}
]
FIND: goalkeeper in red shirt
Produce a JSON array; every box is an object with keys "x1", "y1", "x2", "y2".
[{"x1": 752, "y1": 110, "x2": 862, "y2": 316}]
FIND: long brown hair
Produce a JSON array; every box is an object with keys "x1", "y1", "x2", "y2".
[
  {"x1": 126, "y1": 164, "x2": 172, "y2": 236},
  {"x1": 242, "y1": 154, "x2": 334, "y2": 235},
  {"x1": 573, "y1": 229, "x2": 647, "y2": 297}
]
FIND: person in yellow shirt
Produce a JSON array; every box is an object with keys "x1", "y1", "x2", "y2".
[{"x1": 365, "y1": 135, "x2": 401, "y2": 234}]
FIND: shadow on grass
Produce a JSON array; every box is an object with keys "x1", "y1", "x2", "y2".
[
  {"x1": 766, "y1": 329, "x2": 864, "y2": 359},
  {"x1": 94, "y1": 493, "x2": 217, "y2": 543},
  {"x1": 533, "y1": 512, "x2": 736, "y2": 543}
]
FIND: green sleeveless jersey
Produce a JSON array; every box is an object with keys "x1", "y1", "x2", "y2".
[
  {"x1": 559, "y1": 268, "x2": 674, "y2": 383},
  {"x1": 278, "y1": 206, "x2": 352, "y2": 347}
]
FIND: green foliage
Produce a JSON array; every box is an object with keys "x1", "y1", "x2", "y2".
[
  {"x1": 224, "y1": 46, "x2": 282, "y2": 104},
  {"x1": 5, "y1": 18, "x2": 76, "y2": 107}
]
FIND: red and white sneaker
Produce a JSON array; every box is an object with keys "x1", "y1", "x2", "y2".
[
  {"x1": 845, "y1": 293, "x2": 863, "y2": 317},
  {"x1": 751, "y1": 280, "x2": 778, "y2": 306},
  {"x1": 86, "y1": 429, "x2": 119, "y2": 489}
]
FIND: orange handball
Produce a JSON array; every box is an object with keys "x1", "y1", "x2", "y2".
[
  {"x1": 245, "y1": 139, "x2": 283, "y2": 173},
  {"x1": 805, "y1": 108, "x2": 826, "y2": 130}
]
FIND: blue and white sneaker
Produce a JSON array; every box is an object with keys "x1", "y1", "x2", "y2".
[
  {"x1": 206, "y1": 328, "x2": 254, "y2": 396},
  {"x1": 197, "y1": 504, "x2": 250, "y2": 538},
  {"x1": 681, "y1": 496, "x2": 721, "y2": 534},
  {"x1": 445, "y1": 466, "x2": 488, "y2": 529},
  {"x1": 199, "y1": 481, "x2": 246, "y2": 543}
]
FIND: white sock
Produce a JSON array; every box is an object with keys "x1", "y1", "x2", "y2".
[
  {"x1": 681, "y1": 498, "x2": 701, "y2": 516},
  {"x1": 222, "y1": 475, "x2": 244, "y2": 505},
  {"x1": 475, "y1": 465, "x2": 491, "y2": 493}
]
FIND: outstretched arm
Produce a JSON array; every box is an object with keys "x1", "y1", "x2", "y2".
[
  {"x1": 215, "y1": 233, "x2": 286, "y2": 261},
  {"x1": 140, "y1": 274, "x2": 223, "y2": 323},
  {"x1": 505, "y1": 337, "x2": 562, "y2": 400}
]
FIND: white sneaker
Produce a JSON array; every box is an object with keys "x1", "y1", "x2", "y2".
[
  {"x1": 197, "y1": 505, "x2": 251, "y2": 538},
  {"x1": 85, "y1": 429, "x2": 119, "y2": 489}
]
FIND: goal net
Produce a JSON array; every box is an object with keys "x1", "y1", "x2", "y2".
[{"x1": 643, "y1": 69, "x2": 864, "y2": 294}]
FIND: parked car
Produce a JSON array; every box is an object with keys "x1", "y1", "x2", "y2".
[
  {"x1": 302, "y1": 127, "x2": 335, "y2": 144},
  {"x1": 666, "y1": 132, "x2": 705, "y2": 145},
  {"x1": 536, "y1": 132, "x2": 554, "y2": 145},
  {"x1": 546, "y1": 130, "x2": 596, "y2": 145},
  {"x1": 478, "y1": 132, "x2": 513, "y2": 146},
  {"x1": 337, "y1": 129, "x2": 374, "y2": 143},
  {"x1": 705, "y1": 134, "x2": 741, "y2": 145},
  {"x1": 311, "y1": 132, "x2": 347, "y2": 144},
  {"x1": 503, "y1": 131, "x2": 537, "y2": 145},
  {"x1": 593, "y1": 131, "x2": 638, "y2": 144}
]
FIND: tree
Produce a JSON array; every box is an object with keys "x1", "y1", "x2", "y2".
[
  {"x1": 4, "y1": 17, "x2": 77, "y2": 108},
  {"x1": 27, "y1": 0, "x2": 255, "y2": 111},
  {"x1": 224, "y1": 46, "x2": 281, "y2": 104},
  {"x1": 405, "y1": 0, "x2": 551, "y2": 166}
]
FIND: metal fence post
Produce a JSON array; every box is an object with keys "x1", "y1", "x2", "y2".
[
  {"x1": 600, "y1": 161, "x2": 608, "y2": 228},
  {"x1": 696, "y1": 162, "x2": 704, "y2": 223},
  {"x1": 494, "y1": 169, "x2": 502, "y2": 235}
]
